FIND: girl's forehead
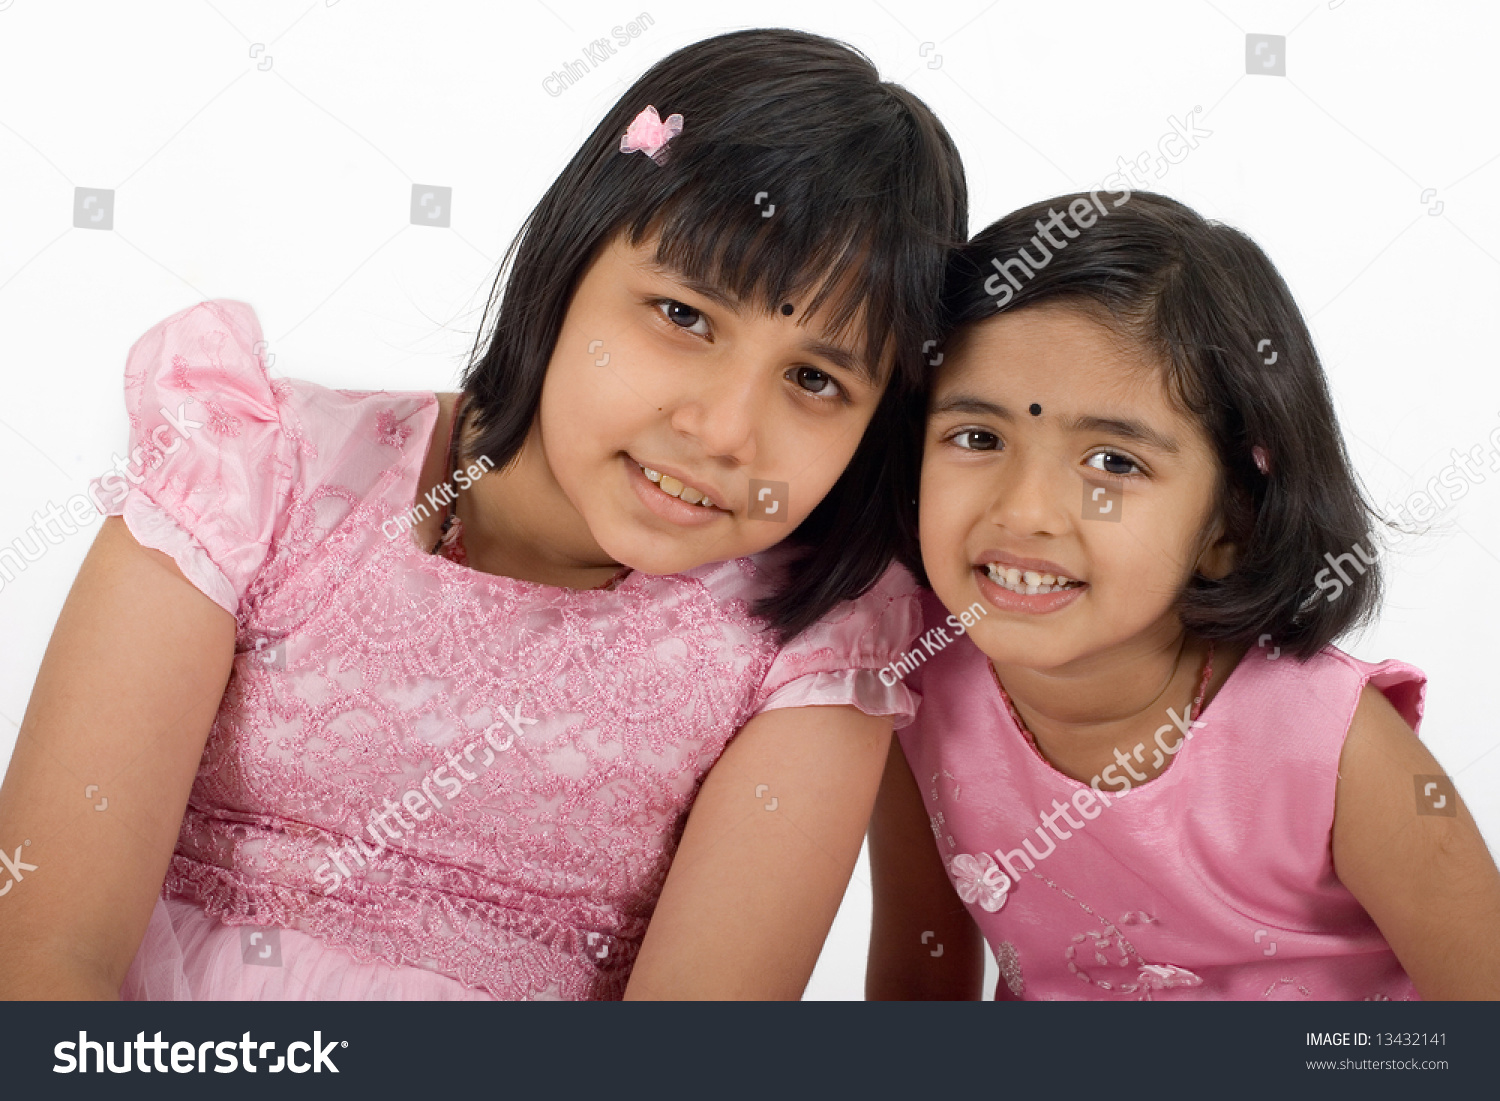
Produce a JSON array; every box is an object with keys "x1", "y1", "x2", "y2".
[
  {"x1": 932, "y1": 306, "x2": 1211, "y2": 450},
  {"x1": 941, "y1": 306, "x2": 1162, "y2": 395}
]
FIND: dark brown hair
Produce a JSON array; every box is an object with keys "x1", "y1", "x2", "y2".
[
  {"x1": 457, "y1": 29, "x2": 967, "y2": 642},
  {"x1": 934, "y1": 191, "x2": 1381, "y2": 659}
]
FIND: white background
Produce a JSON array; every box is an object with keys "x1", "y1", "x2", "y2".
[{"x1": 1, "y1": 1, "x2": 1496, "y2": 1001}]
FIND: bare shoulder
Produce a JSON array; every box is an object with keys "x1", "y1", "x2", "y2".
[{"x1": 1344, "y1": 681, "x2": 1417, "y2": 755}]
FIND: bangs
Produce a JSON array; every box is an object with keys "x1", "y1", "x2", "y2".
[
  {"x1": 591, "y1": 72, "x2": 954, "y2": 393},
  {"x1": 626, "y1": 188, "x2": 903, "y2": 386}
]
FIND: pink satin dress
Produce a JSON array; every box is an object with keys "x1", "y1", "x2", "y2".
[{"x1": 898, "y1": 590, "x2": 1425, "y2": 1000}]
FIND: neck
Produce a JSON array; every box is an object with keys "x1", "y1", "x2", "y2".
[
  {"x1": 992, "y1": 623, "x2": 1222, "y2": 784},
  {"x1": 455, "y1": 417, "x2": 624, "y2": 590}
]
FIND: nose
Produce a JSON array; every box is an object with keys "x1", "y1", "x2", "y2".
[
  {"x1": 984, "y1": 450, "x2": 1070, "y2": 537},
  {"x1": 667, "y1": 357, "x2": 763, "y2": 466}
]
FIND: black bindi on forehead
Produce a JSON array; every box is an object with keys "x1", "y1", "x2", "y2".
[
  {"x1": 780, "y1": 302, "x2": 795, "y2": 316},
  {"x1": 1029, "y1": 403, "x2": 1042, "y2": 416}
]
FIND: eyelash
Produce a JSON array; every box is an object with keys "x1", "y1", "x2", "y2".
[
  {"x1": 1084, "y1": 450, "x2": 1145, "y2": 478},
  {"x1": 943, "y1": 430, "x2": 1148, "y2": 478},
  {"x1": 652, "y1": 297, "x2": 712, "y2": 338},
  {"x1": 648, "y1": 297, "x2": 848, "y2": 405},
  {"x1": 946, "y1": 428, "x2": 1000, "y2": 452}
]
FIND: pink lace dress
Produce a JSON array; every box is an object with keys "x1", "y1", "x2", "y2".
[{"x1": 98, "y1": 299, "x2": 921, "y2": 1001}]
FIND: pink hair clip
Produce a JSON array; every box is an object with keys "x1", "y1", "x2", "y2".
[
  {"x1": 1252, "y1": 445, "x2": 1270, "y2": 475},
  {"x1": 620, "y1": 105, "x2": 683, "y2": 165}
]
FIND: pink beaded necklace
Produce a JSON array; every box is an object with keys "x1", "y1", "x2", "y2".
[{"x1": 990, "y1": 640, "x2": 1215, "y2": 759}]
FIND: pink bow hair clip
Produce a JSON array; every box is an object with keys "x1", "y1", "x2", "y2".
[
  {"x1": 620, "y1": 105, "x2": 683, "y2": 165},
  {"x1": 1252, "y1": 445, "x2": 1270, "y2": 475}
]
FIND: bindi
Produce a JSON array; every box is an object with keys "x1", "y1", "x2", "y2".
[
  {"x1": 780, "y1": 302, "x2": 795, "y2": 316},
  {"x1": 1029, "y1": 403, "x2": 1042, "y2": 416}
]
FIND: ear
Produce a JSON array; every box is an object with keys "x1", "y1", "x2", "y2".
[
  {"x1": 1193, "y1": 510, "x2": 1238, "y2": 581},
  {"x1": 1196, "y1": 534, "x2": 1237, "y2": 581}
]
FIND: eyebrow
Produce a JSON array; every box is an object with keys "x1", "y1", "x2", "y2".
[
  {"x1": 931, "y1": 394, "x2": 1180, "y2": 453},
  {"x1": 641, "y1": 260, "x2": 877, "y2": 386}
]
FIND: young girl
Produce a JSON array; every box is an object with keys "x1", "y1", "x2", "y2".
[
  {"x1": 0, "y1": 29, "x2": 966, "y2": 1000},
  {"x1": 868, "y1": 191, "x2": 1500, "y2": 1000}
]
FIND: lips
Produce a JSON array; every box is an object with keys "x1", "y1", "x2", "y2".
[
  {"x1": 973, "y1": 563, "x2": 1087, "y2": 615},
  {"x1": 625, "y1": 456, "x2": 730, "y2": 527}
]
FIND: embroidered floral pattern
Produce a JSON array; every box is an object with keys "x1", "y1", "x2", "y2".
[
  {"x1": 170, "y1": 353, "x2": 198, "y2": 391},
  {"x1": 375, "y1": 409, "x2": 412, "y2": 450},
  {"x1": 1036, "y1": 877, "x2": 1202, "y2": 1000},
  {"x1": 202, "y1": 399, "x2": 243, "y2": 437}
]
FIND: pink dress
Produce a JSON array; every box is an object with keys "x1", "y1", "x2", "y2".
[
  {"x1": 898, "y1": 591, "x2": 1426, "y2": 1001},
  {"x1": 99, "y1": 299, "x2": 921, "y2": 1001}
]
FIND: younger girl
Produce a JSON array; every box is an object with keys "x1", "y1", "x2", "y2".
[
  {"x1": 0, "y1": 29, "x2": 966, "y2": 1000},
  {"x1": 868, "y1": 191, "x2": 1500, "y2": 1000}
]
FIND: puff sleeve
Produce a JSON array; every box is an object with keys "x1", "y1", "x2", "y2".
[
  {"x1": 748, "y1": 562, "x2": 924, "y2": 729},
  {"x1": 88, "y1": 299, "x2": 293, "y2": 617}
]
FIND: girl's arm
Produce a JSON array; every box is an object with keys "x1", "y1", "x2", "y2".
[
  {"x1": 0, "y1": 517, "x2": 235, "y2": 998},
  {"x1": 622, "y1": 703, "x2": 890, "y2": 1000},
  {"x1": 1332, "y1": 684, "x2": 1500, "y2": 999},
  {"x1": 866, "y1": 739, "x2": 985, "y2": 999}
]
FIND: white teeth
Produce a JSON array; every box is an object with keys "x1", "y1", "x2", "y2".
[
  {"x1": 638, "y1": 463, "x2": 717, "y2": 507},
  {"x1": 984, "y1": 562, "x2": 1080, "y2": 595}
]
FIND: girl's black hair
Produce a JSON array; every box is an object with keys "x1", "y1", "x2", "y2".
[
  {"x1": 456, "y1": 28, "x2": 967, "y2": 642},
  {"x1": 937, "y1": 190, "x2": 1380, "y2": 660}
]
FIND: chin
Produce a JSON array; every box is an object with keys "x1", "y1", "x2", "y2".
[
  {"x1": 963, "y1": 610, "x2": 1076, "y2": 662},
  {"x1": 592, "y1": 527, "x2": 720, "y2": 577}
]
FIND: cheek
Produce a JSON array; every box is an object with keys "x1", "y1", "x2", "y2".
[
  {"x1": 918, "y1": 465, "x2": 982, "y2": 564},
  {"x1": 1086, "y1": 497, "x2": 1204, "y2": 596},
  {"x1": 539, "y1": 345, "x2": 649, "y2": 455},
  {"x1": 768, "y1": 390, "x2": 882, "y2": 494}
]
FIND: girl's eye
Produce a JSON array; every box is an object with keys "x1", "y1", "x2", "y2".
[
  {"x1": 655, "y1": 298, "x2": 711, "y2": 337},
  {"x1": 949, "y1": 428, "x2": 1000, "y2": 451},
  {"x1": 1086, "y1": 450, "x2": 1141, "y2": 476},
  {"x1": 788, "y1": 365, "x2": 844, "y2": 400}
]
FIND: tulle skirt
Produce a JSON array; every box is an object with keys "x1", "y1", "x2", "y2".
[{"x1": 120, "y1": 896, "x2": 563, "y2": 1000}]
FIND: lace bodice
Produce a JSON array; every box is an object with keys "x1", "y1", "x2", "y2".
[{"x1": 96, "y1": 299, "x2": 921, "y2": 999}]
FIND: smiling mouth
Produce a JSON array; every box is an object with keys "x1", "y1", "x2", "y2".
[
  {"x1": 982, "y1": 562, "x2": 1084, "y2": 595},
  {"x1": 637, "y1": 462, "x2": 723, "y2": 509}
]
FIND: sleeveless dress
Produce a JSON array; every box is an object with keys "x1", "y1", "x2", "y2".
[
  {"x1": 898, "y1": 591, "x2": 1426, "y2": 1001},
  {"x1": 98, "y1": 299, "x2": 922, "y2": 1000}
]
